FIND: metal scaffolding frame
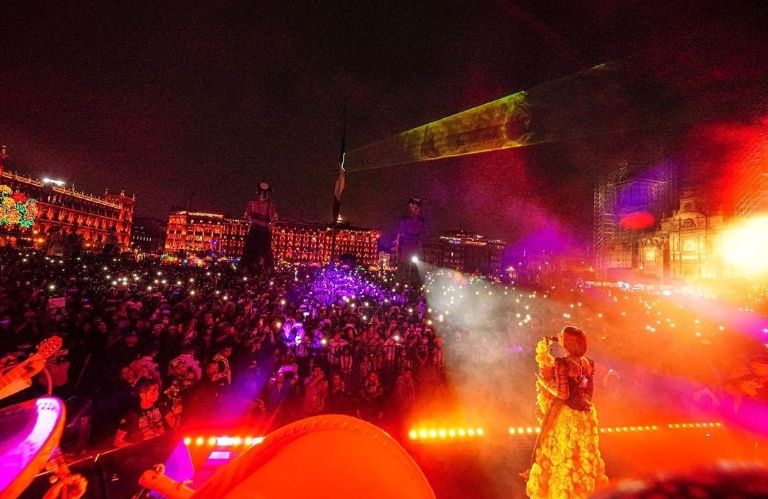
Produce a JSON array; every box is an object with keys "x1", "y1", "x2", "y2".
[
  {"x1": 593, "y1": 165, "x2": 627, "y2": 277},
  {"x1": 593, "y1": 161, "x2": 678, "y2": 279}
]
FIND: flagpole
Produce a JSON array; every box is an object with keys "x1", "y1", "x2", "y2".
[{"x1": 329, "y1": 113, "x2": 346, "y2": 266}]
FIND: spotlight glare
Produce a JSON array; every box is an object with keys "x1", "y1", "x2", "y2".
[{"x1": 718, "y1": 215, "x2": 768, "y2": 274}]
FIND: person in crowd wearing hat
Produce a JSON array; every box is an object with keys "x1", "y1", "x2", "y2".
[
  {"x1": 394, "y1": 197, "x2": 425, "y2": 286},
  {"x1": 241, "y1": 181, "x2": 278, "y2": 274}
]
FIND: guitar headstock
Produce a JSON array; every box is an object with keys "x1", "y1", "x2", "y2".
[{"x1": 35, "y1": 336, "x2": 63, "y2": 360}]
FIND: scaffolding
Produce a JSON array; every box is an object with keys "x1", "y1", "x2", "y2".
[
  {"x1": 593, "y1": 161, "x2": 678, "y2": 279},
  {"x1": 593, "y1": 166, "x2": 625, "y2": 276}
]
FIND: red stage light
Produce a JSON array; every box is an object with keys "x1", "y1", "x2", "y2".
[{"x1": 619, "y1": 211, "x2": 656, "y2": 230}]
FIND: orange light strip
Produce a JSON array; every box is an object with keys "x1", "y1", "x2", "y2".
[
  {"x1": 508, "y1": 426, "x2": 541, "y2": 435},
  {"x1": 408, "y1": 427, "x2": 485, "y2": 441},
  {"x1": 599, "y1": 425, "x2": 659, "y2": 434},
  {"x1": 183, "y1": 435, "x2": 265, "y2": 447},
  {"x1": 409, "y1": 421, "x2": 724, "y2": 441},
  {"x1": 667, "y1": 422, "x2": 723, "y2": 429}
]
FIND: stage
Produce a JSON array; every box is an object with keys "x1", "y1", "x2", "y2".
[{"x1": 18, "y1": 417, "x2": 765, "y2": 498}]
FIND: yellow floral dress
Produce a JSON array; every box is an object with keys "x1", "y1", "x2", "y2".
[{"x1": 526, "y1": 340, "x2": 608, "y2": 498}]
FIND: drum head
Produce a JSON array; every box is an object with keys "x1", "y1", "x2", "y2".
[{"x1": 192, "y1": 415, "x2": 435, "y2": 499}]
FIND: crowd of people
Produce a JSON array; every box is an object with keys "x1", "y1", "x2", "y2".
[
  {"x1": 0, "y1": 249, "x2": 444, "y2": 451},
  {"x1": 0, "y1": 246, "x2": 766, "y2": 456}
]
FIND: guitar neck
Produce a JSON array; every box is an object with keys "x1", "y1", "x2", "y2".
[{"x1": 0, "y1": 353, "x2": 43, "y2": 389}]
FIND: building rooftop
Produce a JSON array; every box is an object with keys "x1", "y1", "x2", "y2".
[{"x1": 2, "y1": 169, "x2": 126, "y2": 209}]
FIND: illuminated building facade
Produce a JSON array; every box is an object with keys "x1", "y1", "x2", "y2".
[
  {"x1": 164, "y1": 211, "x2": 248, "y2": 256},
  {"x1": 272, "y1": 221, "x2": 380, "y2": 266},
  {"x1": 422, "y1": 230, "x2": 505, "y2": 274},
  {"x1": 1, "y1": 168, "x2": 134, "y2": 251},
  {"x1": 163, "y1": 213, "x2": 380, "y2": 264},
  {"x1": 636, "y1": 191, "x2": 724, "y2": 281}
]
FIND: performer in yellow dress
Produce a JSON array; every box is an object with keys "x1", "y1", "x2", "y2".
[{"x1": 525, "y1": 326, "x2": 608, "y2": 499}]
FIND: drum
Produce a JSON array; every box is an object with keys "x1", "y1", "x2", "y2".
[{"x1": 191, "y1": 414, "x2": 435, "y2": 499}]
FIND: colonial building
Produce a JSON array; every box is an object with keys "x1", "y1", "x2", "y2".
[
  {"x1": 1, "y1": 166, "x2": 134, "y2": 251},
  {"x1": 636, "y1": 191, "x2": 724, "y2": 282},
  {"x1": 164, "y1": 211, "x2": 249, "y2": 256},
  {"x1": 163, "y1": 213, "x2": 380, "y2": 264},
  {"x1": 272, "y1": 221, "x2": 380, "y2": 266},
  {"x1": 422, "y1": 230, "x2": 505, "y2": 275}
]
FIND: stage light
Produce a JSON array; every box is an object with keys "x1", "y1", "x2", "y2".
[
  {"x1": 184, "y1": 437, "x2": 192, "y2": 446},
  {"x1": 195, "y1": 437, "x2": 204, "y2": 446},
  {"x1": 718, "y1": 215, "x2": 768, "y2": 275},
  {"x1": 208, "y1": 437, "x2": 217, "y2": 446},
  {"x1": 409, "y1": 430, "x2": 418, "y2": 440}
]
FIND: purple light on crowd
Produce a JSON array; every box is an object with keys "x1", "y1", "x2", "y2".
[{"x1": 311, "y1": 268, "x2": 405, "y2": 307}]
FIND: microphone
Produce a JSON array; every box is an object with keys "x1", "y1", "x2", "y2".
[{"x1": 540, "y1": 336, "x2": 558, "y2": 344}]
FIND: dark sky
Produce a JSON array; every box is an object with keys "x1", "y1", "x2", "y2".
[{"x1": 1, "y1": 1, "x2": 767, "y2": 248}]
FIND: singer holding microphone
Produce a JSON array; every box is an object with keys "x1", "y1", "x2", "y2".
[{"x1": 523, "y1": 326, "x2": 608, "y2": 499}]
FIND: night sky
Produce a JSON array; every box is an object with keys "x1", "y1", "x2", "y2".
[{"x1": 2, "y1": 1, "x2": 767, "y2": 248}]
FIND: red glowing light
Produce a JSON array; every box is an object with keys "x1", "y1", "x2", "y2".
[{"x1": 619, "y1": 211, "x2": 656, "y2": 230}]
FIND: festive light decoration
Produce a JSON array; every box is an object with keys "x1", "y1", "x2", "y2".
[{"x1": 0, "y1": 185, "x2": 37, "y2": 228}]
